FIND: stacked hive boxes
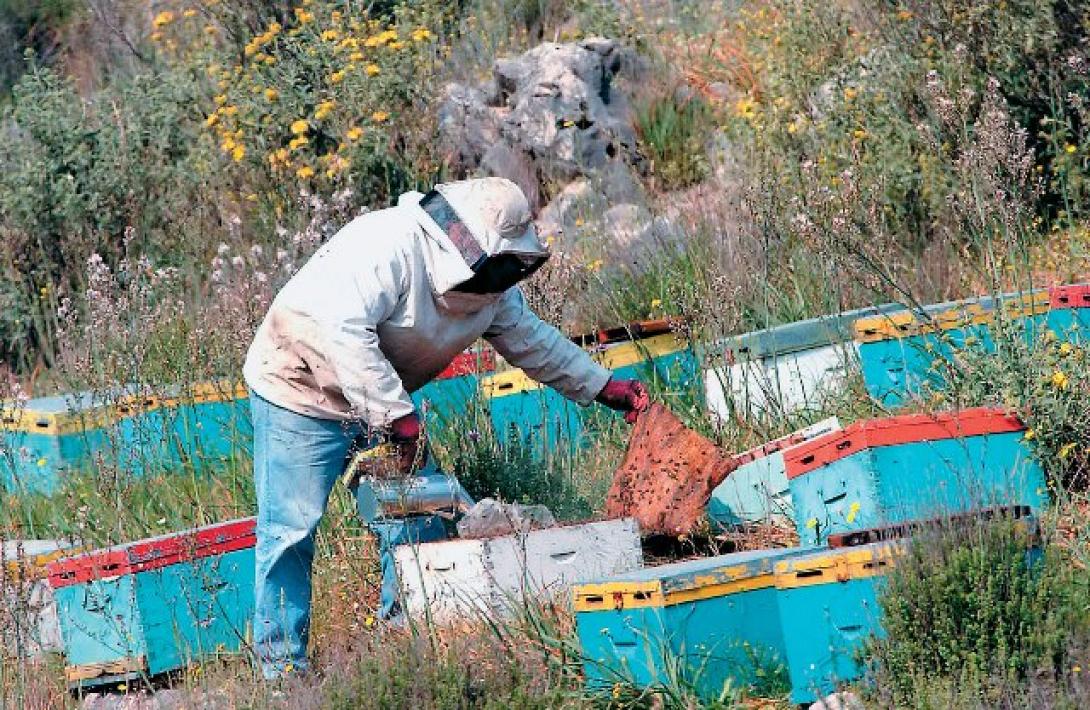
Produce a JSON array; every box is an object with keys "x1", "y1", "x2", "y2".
[
  {"x1": 48, "y1": 518, "x2": 255, "y2": 687},
  {"x1": 576, "y1": 405, "x2": 1048, "y2": 702}
]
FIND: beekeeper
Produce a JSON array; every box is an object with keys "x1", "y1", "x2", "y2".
[{"x1": 243, "y1": 177, "x2": 649, "y2": 678}]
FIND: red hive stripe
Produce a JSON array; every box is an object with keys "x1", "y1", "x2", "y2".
[
  {"x1": 48, "y1": 517, "x2": 256, "y2": 589},
  {"x1": 784, "y1": 408, "x2": 1025, "y2": 480}
]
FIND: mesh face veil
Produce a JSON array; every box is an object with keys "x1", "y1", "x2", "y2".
[{"x1": 419, "y1": 189, "x2": 548, "y2": 294}]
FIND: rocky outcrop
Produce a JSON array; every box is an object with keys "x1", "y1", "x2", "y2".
[{"x1": 439, "y1": 37, "x2": 645, "y2": 208}]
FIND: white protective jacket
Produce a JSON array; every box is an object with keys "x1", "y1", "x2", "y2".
[{"x1": 243, "y1": 178, "x2": 612, "y2": 427}]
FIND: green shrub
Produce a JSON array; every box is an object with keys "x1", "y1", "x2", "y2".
[
  {"x1": 635, "y1": 90, "x2": 715, "y2": 192},
  {"x1": 865, "y1": 518, "x2": 1088, "y2": 706}
]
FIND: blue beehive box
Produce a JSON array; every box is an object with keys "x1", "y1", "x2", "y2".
[
  {"x1": 773, "y1": 541, "x2": 901, "y2": 704},
  {"x1": 784, "y1": 408, "x2": 1049, "y2": 545},
  {"x1": 707, "y1": 417, "x2": 840, "y2": 529},
  {"x1": 852, "y1": 294, "x2": 1024, "y2": 407},
  {"x1": 854, "y1": 286, "x2": 1090, "y2": 408},
  {"x1": 1, "y1": 382, "x2": 252, "y2": 495},
  {"x1": 573, "y1": 547, "x2": 815, "y2": 699},
  {"x1": 0, "y1": 390, "x2": 132, "y2": 494},
  {"x1": 48, "y1": 517, "x2": 255, "y2": 687},
  {"x1": 484, "y1": 331, "x2": 698, "y2": 450}
]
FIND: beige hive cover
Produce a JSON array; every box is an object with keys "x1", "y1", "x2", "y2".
[{"x1": 606, "y1": 403, "x2": 738, "y2": 536}]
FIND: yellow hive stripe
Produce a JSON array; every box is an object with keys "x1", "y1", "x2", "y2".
[
  {"x1": 773, "y1": 545, "x2": 903, "y2": 589},
  {"x1": 853, "y1": 292, "x2": 1050, "y2": 343},
  {"x1": 573, "y1": 573, "x2": 773, "y2": 612},
  {"x1": 483, "y1": 334, "x2": 689, "y2": 399},
  {"x1": 0, "y1": 381, "x2": 248, "y2": 435},
  {"x1": 3, "y1": 548, "x2": 78, "y2": 581}
]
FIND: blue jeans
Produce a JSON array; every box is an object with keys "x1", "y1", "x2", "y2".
[{"x1": 250, "y1": 392, "x2": 446, "y2": 678}]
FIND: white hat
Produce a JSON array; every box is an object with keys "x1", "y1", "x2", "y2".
[{"x1": 403, "y1": 177, "x2": 549, "y2": 295}]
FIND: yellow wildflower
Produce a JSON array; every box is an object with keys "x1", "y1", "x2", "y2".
[
  {"x1": 321, "y1": 29, "x2": 340, "y2": 41},
  {"x1": 1074, "y1": 665, "x2": 1083, "y2": 673},
  {"x1": 268, "y1": 21, "x2": 282, "y2": 35},
  {"x1": 805, "y1": 517, "x2": 818, "y2": 529},
  {"x1": 291, "y1": 119, "x2": 309, "y2": 134},
  {"x1": 340, "y1": 37, "x2": 359, "y2": 50},
  {"x1": 264, "y1": 88, "x2": 279, "y2": 101},
  {"x1": 575, "y1": 218, "x2": 585, "y2": 227},
  {"x1": 1066, "y1": 144, "x2": 1078, "y2": 154},
  {"x1": 296, "y1": 165, "x2": 315, "y2": 179},
  {"x1": 843, "y1": 86, "x2": 858, "y2": 101},
  {"x1": 150, "y1": 31, "x2": 163, "y2": 42},
  {"x1": 612, "y1": 683, "x2": 622, "y2": 699},
  {"x1": 315, "y1": 100, "x2": 336, "y2": 120},
  {"x1": 1060, "y1": 342, "x2": 1074, "y2": 356},
  {"x1": 153, "y1": 11, "x2": 176, "y2": 28},
  {"x1": 231, "y1": 145, "x2": 246, "y2": 162},
  {"x1": 389, "y1": 41, "x2": 405, "y2": 50},
  {"x1": 288, "y1": 135, "x2": 309, "y2": 151},
  {"x1": 183, "y1": 9, "x2": 197, "y2": 18},
  {"x1": 222, "y1": 105, "x2": 238, "y2": 116},
  {"x1": 853, "y1": 129, "x2": 866, "y2": 139},
  {"x1": 365, "y1": 63, "x2": 380, "y2": 77},
  {"x1": 350, "y1": 51, "x2": 365, "y2": 62},
  {"x1": 36, "y1": 458, "x2": 46, "y2": 468},
  {"x1": 846, "y1": 501, "x2": 861, "y2": 524},
  {"x1": 204, "y1": 24, "x2": 217, "y2": 35},
  {"x1": 214, "y1": 94, "x2": 227, "y2": 105},
  {"x1": 371, "y1": 110, "x2": 389, "y2": 123},
  {"x1": 1059, "y1": 442, "x2": 1077, "y2": 459},
  {"x1": 1024, "y1": 429, "x2": 1035, "y2": 442},
  {"x1": 264, "y1": 54, "x2": 276, "y2": 65},
  {"x1": 294, "y1": 8, "x2": 313, "y2": 23},
  {"x1": 412, "y1": 28, "x2": 433, "y2": 42},
  {"x1": 330, "y1": 70, "x2": 346, "y2": 84},
  {"x1": 734, "y1": 97, "x2": 757, "y2": 120},
  {"x1": 650, "y1": 298, "x2": 662, "y2": 308},
  {"x1": 588, "y1": 259, "x2": 603, "y2": 271},
  {"x1": 897, "y1": 9, "x2": 913, "y2": 20},
  {"x1": 787, "y1": 121, "x2": 799, "y2": 134},
  {"x1": 346, "y1": 126, "x2": 363, "y2": 141},
  {"x1": 204, "y1": 113, "x2": 219, "y2": 128},
  {"x1": 331, "y1": 10, "x2": 342, "y2": 23},
  {"x1": 365, "y1": 616, "x2": 375, "y2": 628},
  {"x1": 1051, "y1": 370, "x2": 1070, "y2": 390}
]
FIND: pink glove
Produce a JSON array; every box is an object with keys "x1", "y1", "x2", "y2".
[
  {"x1": 390, "y1": 412, "x2": 426, "y2": 474},
  {"x1": 595, "y1": 379, "x2": 650, "y2": 424}
]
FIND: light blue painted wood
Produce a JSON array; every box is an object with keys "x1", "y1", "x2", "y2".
[
  {"x1": 576, "y1": 547, "x2": 816, "y2": 699},
  {"x1": 789, "y1": 432, "x2": 1048, "y2": 545},
  {"x1": 775, "y1": 543, "x2": 891, "y2": 704}
]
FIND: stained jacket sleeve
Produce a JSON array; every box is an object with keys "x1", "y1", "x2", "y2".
[
  {"x1": 484, "y1": 288, "x2": 613, "y2": 405},
  {"x1": 310, "y1": 239, "x2": 415, "y2": 428}
]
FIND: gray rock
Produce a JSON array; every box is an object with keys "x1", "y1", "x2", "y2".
[{"x1": 440, "y1": 37, "x2": 644, "y2": 206}]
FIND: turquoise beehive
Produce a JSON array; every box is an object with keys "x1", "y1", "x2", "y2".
[
  {"x1": 0, "y1": 382, "x2": 252, "y2": 495},
  {"x1": 484, "y1": 327, "x2": 698, "y2": 451},
  {"x1": 855, "y1": 285, "x2": 1090, "y2": 408},
  {"x1": 773, "y1": 541, "x2": 901, "y2": 704},
  {"x1": 573, "y1": 546, "x2": 816, "y2": 699},
  {"x1": 48, "y1": 517, "x2": 255, "y2": 687},
  {"x1": 784, "y1": 408, "x2": 1049, "y2": 545}
]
